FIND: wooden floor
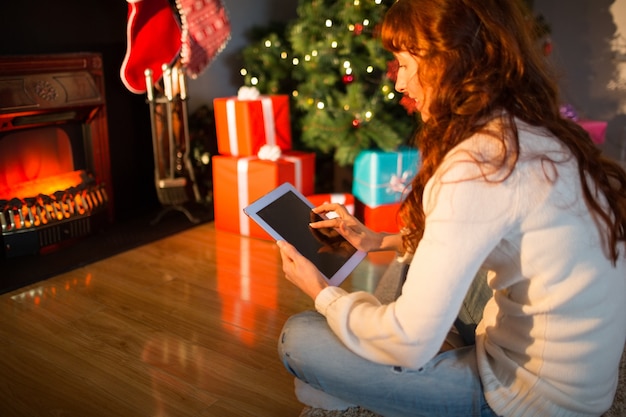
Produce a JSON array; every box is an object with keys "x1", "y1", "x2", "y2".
[{"x1": 0, "y1": 221, "x2": 393, "y2": 417}]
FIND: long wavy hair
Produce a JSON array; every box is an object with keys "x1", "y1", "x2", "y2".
[{"x1": 381, "y1": 0, "x2": 626, "y2": 264}]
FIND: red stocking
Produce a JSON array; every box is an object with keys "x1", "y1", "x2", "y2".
[
  {"x1": 120, "y1": 0, "x2": 182, "y2": 94},
  {"x1": 176, "y1": 0, "x2": 231, "y2": 78}
]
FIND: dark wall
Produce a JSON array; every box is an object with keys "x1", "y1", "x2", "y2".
[
  {"x1": 535, "y1": 0, "x2": 625, "y2": 162},
  {"x1": 1, "y1": 1, "x2": 158, "y2": 221},
  {"x1": 188, "y1": 0, "x2": 298, "y2": 110}
]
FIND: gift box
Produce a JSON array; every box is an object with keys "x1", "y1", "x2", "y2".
[
  {"x1": 578, "y1": 120, "x2": 607, "y2": 145},
  {"x1": 306, "y1": 193, "x2": 355, "y2": 217},
  {"x1": 560, "y1": 104, "x2": 607, "y2": 145},
  {"x1": 212, "y1": 151, "x2": 315, "y2": 239},
  {"x1": 352, "y1": 147, "x2": 419, "y2": 207},
  {"x1": 355, "y1": 198, "x2": 402, "y2": 233},
  {"x1": 213, "y1": 92, "x2": 292, "y2": 157}
]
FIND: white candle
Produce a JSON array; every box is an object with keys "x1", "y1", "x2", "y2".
[
  {"x1": 162, "y1": 64, "x2": 173, "y2": 101},
  {"x1": 178, "y1": 71, "x2": 187, "y2": 100},
  {"x1": 144, "y1": 69, "x2": 154, "y2": 101}
]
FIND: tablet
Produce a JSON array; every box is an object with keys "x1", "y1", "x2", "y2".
[{"x1": 243, "y1": 182, "x2": 366, "y2": 286}]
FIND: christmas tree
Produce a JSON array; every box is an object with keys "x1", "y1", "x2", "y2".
[{"x1": 240, "y1": 0, "x2": 417, "y2": 166}]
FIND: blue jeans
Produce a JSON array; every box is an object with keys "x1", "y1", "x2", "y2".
[{"x1": 278, "y1": 272, "x2": 498, "y2": 417}]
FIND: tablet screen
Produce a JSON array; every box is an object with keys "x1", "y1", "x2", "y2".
[
  {"x1": 256, "y1": 191, "x2": 358, "y2": 279},
  {"x1": 244, "y1": 182, "x2": 366, "y2": 285}
]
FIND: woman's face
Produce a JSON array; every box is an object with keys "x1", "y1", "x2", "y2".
[{"x1": 393, "y1": 51, "x2": 432, "y2": 121}]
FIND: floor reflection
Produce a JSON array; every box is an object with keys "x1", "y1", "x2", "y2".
[{"x1": 215, "y1": 231, "x2": 279, "y2": 347}]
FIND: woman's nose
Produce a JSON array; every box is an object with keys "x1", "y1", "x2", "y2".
[{"x1": 395, "y1": 78, "x2": 406, "y2": 93}]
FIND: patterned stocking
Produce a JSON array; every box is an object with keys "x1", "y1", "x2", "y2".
[{"x1": 176, "y1": 0, "x2": 231, "y2": 78}]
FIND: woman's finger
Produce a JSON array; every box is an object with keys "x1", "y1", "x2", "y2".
[
  {"x1": 309, "y1": 217, "x2": 342, "y2": 229},
  {"x1": 277, "y1": 240, "x2": 297, "y2": 261},
  {"x1": 312, "y1": 202, "x2": 351, "y2": 217}
]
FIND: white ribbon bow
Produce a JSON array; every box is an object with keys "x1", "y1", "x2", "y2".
[
  {"x1": 257, "y1": 144, "x2": 282, "y2": 161},
  {"x1": 237, "y1": 86, "x2": 261, "y2": 100},
  {"x1": 387, "y1": 171, "x2": 411, "y2": 194}
]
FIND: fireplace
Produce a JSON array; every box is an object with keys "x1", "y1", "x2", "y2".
[{"x1": 0, "y1": 53, "x2": 113, "y2": 258}]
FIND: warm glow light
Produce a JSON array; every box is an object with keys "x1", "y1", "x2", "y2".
[
  {"x1": 317, "y1": 101, "x2": 325, "y2": 109},
  {"x1": 0, "y1": 170, "x2": 84, "y2": 201},
  {"x1": 264, "y1": 40, "x2": 272, "y2": 47},
  {"x1": 240, "y1": 68, "x2": 248, "y2": 76},
  {"x1": 251, "y1": 77, "x2": 259, "y2": 85},
  {"x1": 325, "y1": 19, "x2": 332, "y2": 27},
  {"x1": 292, "y1": 57, "x2": 300, "y2": 65},
  {"x1": 11, "y1": 272, "x2": 92, "y2": 306},
  {"x1": 331, "y1": 41, "x2": 338, "y2": 48},
  {"x1": 215, "y1": 232, "x2": 279, "y2": 347},
  {"x1": 0, "y1": 127, "x2": 74, "y2": 199}
]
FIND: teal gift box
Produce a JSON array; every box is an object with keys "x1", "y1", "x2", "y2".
[{"x1": 352, "y1": 147, "x2": 420, "y2": 207}]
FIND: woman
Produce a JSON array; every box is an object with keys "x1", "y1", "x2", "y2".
[{"x1": 277, "y1": 0, "x2": 626, "y2": 416}]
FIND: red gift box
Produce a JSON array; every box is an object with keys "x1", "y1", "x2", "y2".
[
  {"x1": 306, "y1": 193, "x2": 355, "y2": 216},
  {"x1": 355, "y1": 199, "x2": 402, "y2": 233},
  {"x1": 212, "y1": 151, "x2": 315, "y2": 239},
  {"x1": 213, "y1": 95, "x2": 292, "y2": 156}
]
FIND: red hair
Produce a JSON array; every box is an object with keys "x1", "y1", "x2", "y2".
[{"x1": 382, "y1": 0, "x2": 626, "y2": 263}]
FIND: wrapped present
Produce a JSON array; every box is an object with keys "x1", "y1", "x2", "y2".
[
  {"x1": 560, "y1": 103, "x2": 607, "y2": 145},
  {"x1": 213, "y1": 86, "x2": 292, "y2": 157},
  {"x1": 367, "y1": 251, "x2": 397, "y2": 266},
  {"x1": 352, "y1": 147, "x2": 419, "y2": 207},
  {"x1": 212, "y1": 149, "x2": 315, "y2": 239},
  {"x1": 355, "y1": 198, "x2": 402, "y2": 233},
  {"x1": 578, "y1": 120, "x2": 607, "y2": 145},
  {"x1": 306, "y1": 193, "x2": 355, "y2": 217}
]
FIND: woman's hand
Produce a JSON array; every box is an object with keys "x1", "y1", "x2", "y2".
[
  {"x1": 277, "y1": 240, "x2": 329, "y2": 300},
  {"x1": 309, "y1": 202, "x2": 403, "y2": 253}
]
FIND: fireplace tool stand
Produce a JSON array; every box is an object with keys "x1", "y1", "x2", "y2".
[{"x1": 145, "y1": 65, "x2": 201, "y2": 225}]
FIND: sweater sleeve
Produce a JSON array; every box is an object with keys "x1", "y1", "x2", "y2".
[{"x1": 315, "y1": 142, "x2": 520, "y2": 369}]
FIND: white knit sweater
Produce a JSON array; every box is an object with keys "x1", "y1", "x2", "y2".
[{"x1": 315, "y1": 119, "x2": 626, "y2": 417}]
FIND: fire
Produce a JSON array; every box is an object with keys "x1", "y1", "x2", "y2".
[
  {"x1": 0, "y1": 170, "x2": 84, "y2": 201},
  {"x1": 0, "y1": 170, "x2": 107, "y2": 232},
  {"x1": 0, "y1": 127, "x2": 106, "y2": 232}
]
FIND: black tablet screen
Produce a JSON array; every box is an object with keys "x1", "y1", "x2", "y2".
[{"x1": 256, "y1": 191, "x2": 358, "y2": 279}]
